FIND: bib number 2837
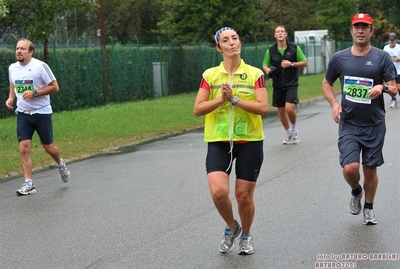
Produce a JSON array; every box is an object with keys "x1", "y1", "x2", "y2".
[{"x1": 343, "y1": 76, "x2": 373, "y2": 104}]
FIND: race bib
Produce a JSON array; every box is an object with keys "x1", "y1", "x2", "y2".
[
  {"x1": 343, "y1": 76, "x2": 373, "y2": 104},
  {"x1": 15, "y1": 80, "x2": 34, "y2": 95}
]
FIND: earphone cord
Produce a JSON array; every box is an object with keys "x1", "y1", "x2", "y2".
[{"x1": 225, "y1": 76, "x2": 234, "y2": 172}]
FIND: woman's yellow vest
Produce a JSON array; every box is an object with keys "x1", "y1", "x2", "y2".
[{"x1": 202, "y1": 60, "x2": 265, "y2": 142}]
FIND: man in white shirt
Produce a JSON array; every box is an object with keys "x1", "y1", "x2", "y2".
[
  {"x1": 383, "y1": 33, "x2": 400, "y2": 108},
  {"x1": 6, "y1": 38, "x2": 71, "y2": 195}
]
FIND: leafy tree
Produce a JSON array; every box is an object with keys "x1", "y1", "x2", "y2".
[
  {"x1": 356, "y1": 0, "x2": 400, "y2": 39},
  {"x1": 316, "y1": 0, "x2": 358, "y2": 42},
  {"x1": 103, "y1": 0, "x2": 162, "y2": 44},
  {"x1": 4, "y1": 0, "x2": 97, "y2": 63},
  {"x1": 157, "y1": 0, "x2": 325, "y2": 44},
  {"x1": 263, "y1": 0, "x2": 325, "y2": 42},
  {"x1": 2, "y1": 0, "x2": 398, "y2": 50},
  {"x1": 0, "y1": 0, "x2": 8, "y2": 19},
  {"x1": 316, "y1": 0, "x2": 399, "y2": 43},
  {"x1": 157, "y1": 0, "x2": 267, "y2": 43}
]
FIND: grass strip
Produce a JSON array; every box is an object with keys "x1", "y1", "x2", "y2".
[{"x1": 0, "y1": 72, "x2": 338, "y2": 179}]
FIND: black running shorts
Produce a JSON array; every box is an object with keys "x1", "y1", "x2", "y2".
[
  {"x1": 338, "y1": 119, "x2": 385, "y2": 167},
  {"x1": 272, "y1": 86, "x2": 298, "y2": 107},
  {"x1": 206, "y1": 141, "x2": 263, "y2": 182}
]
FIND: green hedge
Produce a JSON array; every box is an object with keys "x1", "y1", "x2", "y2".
[
  {"x1": 0, "y1": 41, "x2": 277, "y2": 119},
  {"x1": 0, "y1": 43, "x2": 218, "y2": 118}
]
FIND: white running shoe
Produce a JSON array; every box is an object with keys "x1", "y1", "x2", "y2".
[
  {"x1": 363, "y1": 208, "x2": 377, "y2": 225},
  {"x1": 291, "y1": 129, "x2": 300, "y2": 144},
  {"x1": 219, "y1": 220, "x2": 242, "y2": 254},
  {"x1": 17, "y1": 182, "x2": 36, "y2": 195},
  {"x1": 282, "y1": 133, "x2": 293, "y2": 145},
  {"x1": 349, "y1": 192, "x2": 363, "y2": 215},
  {"x1": 238, "y1": 234, "x2": 255, "y2": 255},
  {"x1": 58, "y1": 159, "x2": 70, "y2": 182}
]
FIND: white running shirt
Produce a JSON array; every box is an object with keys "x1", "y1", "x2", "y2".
[
  {"x1": 9, "y1": 58, "x2": 56, "y2": 114},
  {"x1": 383, "y1": 43, "x2": 400, "y2": 75}
]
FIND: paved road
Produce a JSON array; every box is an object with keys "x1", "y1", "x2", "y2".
[{"x1": 1, "y1": 94, "x2": 399, "y2": 269}]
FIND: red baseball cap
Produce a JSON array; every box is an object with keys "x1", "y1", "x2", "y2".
[{"x1": 351, "y1": 13, "x2": 373, "y2": 25}]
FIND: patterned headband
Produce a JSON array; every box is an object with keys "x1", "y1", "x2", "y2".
[{"x1": 214, "y1": 27, "x2": 237, "y2": 45}]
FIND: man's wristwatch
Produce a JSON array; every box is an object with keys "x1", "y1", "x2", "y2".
[
  {"x1": 382, "y1": 84, "x2": 389, "y2": 93},
  {"x1": 232, "y1": 96, "x2": 239, "y2": 105},
  {"x1": 290, "y1": 62, "x2": 295, "y2": 67},
  {"x1": 33, "y1": 89, "x2": 39, "y2": 97}
]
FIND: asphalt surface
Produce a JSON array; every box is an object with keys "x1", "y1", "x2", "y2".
[{"x1": 1, "y1": 94, "x2": 399, "y2": 269}]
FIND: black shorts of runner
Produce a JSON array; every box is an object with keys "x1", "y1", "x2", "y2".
[
  {"x1": 17, "y1": 112, "x2": 54, "y2": 144},
  {"x1": 206, "y1": 140, "x2": 264, "y2": 182},
  {"x1": 272, "y1": 86, "x2": 298, "y2": 107},
  {"x1": 338, "y1": 119, "x2": 385, "y2": 167}
]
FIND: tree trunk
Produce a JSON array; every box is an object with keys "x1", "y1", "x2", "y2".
[{"x1": 43, "y1": 39, "x2": 49, "y2": 64}]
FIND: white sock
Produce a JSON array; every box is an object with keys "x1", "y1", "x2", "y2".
[
  {"x1": 286, "y1": 128, "x2": 292, "y2": 135},
  {"x1": 25, "y1": 179, "x2": 33, "y2": 186},
  {"x1": 290, "y1": 123, "x2": 296, "y2": 131},
  {"x1": 57, "y1": 159, "x2": 65, "y2": 168}
]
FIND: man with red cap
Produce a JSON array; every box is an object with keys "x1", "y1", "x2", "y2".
[{"x1": 322, "y1": 13, "x2": 397, "y2": 225}]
